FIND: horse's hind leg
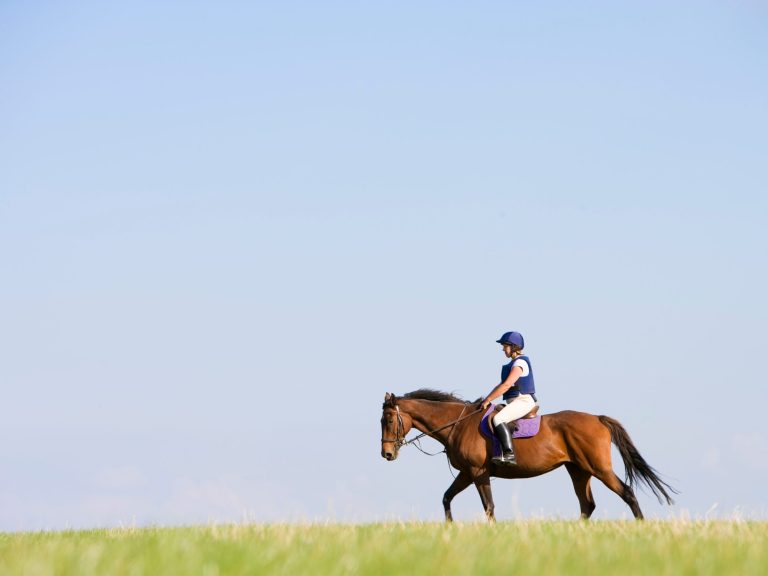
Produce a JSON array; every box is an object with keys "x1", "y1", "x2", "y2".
[
  {"x1": 565, "y1": 463, "x2": 596, "y2": 519},
  {"x1": 442, "y1": 470, "x2": 473, "y2": 522},
  {"x1": 594, "y1": 470, "x2": 644, "y2": 520},
  {"x1": 474, "y1": 474, "x2": 495, "y2": 522}
]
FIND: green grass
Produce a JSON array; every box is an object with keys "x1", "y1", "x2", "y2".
[{"x1": 2, "y1": 521, "x2": 767, "y2": 575}]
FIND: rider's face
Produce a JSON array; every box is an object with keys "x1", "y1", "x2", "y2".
[{"x1": 502, "y1": 344, "x2": 515, "y2": 357}]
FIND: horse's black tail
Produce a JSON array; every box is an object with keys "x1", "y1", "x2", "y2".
[{"x1": 599, "y1": 415, "x2": 678, "y2": 505}]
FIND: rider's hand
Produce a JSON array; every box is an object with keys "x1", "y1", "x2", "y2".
[{"x1": 481, "y1": 399, "x2": 491, "y2": 410}]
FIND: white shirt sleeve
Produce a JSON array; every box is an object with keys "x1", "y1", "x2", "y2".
[{"x1": 512, "y1": 358, "x2": 530, "y2": 377}]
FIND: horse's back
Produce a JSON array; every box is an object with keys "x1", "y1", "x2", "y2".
[
  {"x1": 539, "y1": 410, "x2": 612, "y2": 441},
  {"x1": 541, "y1": 409, "x2": 603, "y2": 424}
]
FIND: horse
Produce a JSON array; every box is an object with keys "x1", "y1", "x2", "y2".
[{"x1": 380, "y1": 389, "x2": 676, "y2": 522}]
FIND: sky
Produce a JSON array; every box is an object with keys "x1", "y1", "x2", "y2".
[{"x1": 1, "y1": 1, "x2": 767, "y2": 531}]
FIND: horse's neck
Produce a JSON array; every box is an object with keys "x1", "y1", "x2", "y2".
[{"x1": 400, "y1": 399, "x2": 465, "y2": 445}]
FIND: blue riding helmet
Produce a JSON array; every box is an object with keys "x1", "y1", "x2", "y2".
[{"x1": 496, "y1": 331, "x2": 525, "y2": 348}]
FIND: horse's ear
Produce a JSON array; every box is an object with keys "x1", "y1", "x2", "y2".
[{"x1": 384, "y1": 392, "x2": 391, "y2": 401}]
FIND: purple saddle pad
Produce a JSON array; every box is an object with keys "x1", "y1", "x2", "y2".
[{"x1": 480, "y1": 405, "x2": 541, "y2": 458}]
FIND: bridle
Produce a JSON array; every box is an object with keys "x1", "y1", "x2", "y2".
[{"x1": 380, "y1": 405, "x2": 407, "y2": 449}]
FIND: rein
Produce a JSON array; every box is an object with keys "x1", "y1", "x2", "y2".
[{"x1": 381, "y1": 404, "x2": 484, "y2": 453}]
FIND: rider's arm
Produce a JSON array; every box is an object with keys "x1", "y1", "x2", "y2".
[{"x1": 482, "y1": 365, "x2": 523, "y2": 407}]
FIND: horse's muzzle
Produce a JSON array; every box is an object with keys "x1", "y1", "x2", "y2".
[{"x1": 381, "y1": 448, "x2": 397, "y2": 461}]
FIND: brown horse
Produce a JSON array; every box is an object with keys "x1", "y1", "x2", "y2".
[{"x1": 380, "y1": 389, "x2": 676, "y2": 521}]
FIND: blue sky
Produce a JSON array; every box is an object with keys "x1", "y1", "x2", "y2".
[{"x1": 1, "y1": 1, "x2": 767, "y2": 530}]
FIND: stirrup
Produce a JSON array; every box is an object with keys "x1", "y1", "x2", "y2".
[{"x1": 492, "y1": 452, "x2": 517, "y2": 466}]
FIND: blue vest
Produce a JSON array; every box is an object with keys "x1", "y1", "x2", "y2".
[{"x1": 501, "y1": 355, "x2": 536, "y2": 400}]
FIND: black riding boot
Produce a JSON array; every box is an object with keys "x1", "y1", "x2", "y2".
[{"x1": 492, "y1": 422, "x2": 517, "y2": 465}]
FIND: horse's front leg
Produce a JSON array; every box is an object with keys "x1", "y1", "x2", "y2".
[
  {"x1": 442, "y1": 470, "x2": 473, "y2": 522},
  {"x1": 474, "y1": 474, "x2": 495, "y2": 522}
]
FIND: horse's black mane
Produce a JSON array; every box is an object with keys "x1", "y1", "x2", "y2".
[{"x1": 402, "y1": 388, "x2": 474, "y2": 404}]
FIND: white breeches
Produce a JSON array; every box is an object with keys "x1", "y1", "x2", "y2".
[{"x1": 492, "y1": 394, "x2": 537, "y2": 427}]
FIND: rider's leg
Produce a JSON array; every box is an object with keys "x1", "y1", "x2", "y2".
[
  {"x1": 492, "y1": 421, "x2": 517, "y2": 465},
  {"x1": 491, "y1": 395, "x2": 536, "y2": 466}
]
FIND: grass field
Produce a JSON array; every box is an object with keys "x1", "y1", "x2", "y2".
[{"x1": 2, "y1": 520, "x2": 767, "y2": 575}]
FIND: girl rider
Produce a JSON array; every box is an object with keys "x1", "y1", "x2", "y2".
[{"x1": 481, "y1": 331, "x2": 537, "y2": 466}]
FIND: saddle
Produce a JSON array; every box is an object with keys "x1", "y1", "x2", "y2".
[{"x1": 480, "y1": 404, "x2": 542, "y2": 458}]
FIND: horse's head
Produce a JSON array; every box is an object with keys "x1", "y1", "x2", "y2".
[{"x1": 380, "y1": 392, "x2": 413, "y2": 461}]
